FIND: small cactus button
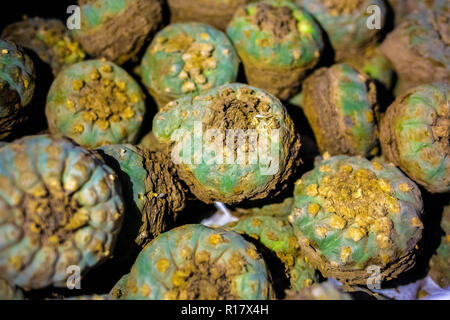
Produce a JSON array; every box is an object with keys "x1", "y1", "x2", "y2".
[
  {"x1": 45, "y1": 59, "x2": 146, "y2": 149},
  {"x1": 429, "y1": 204, "x2": 450, "y2": 288},
  {"x1": 227, "y1": 0, "x2": 324, "y2": 100},
  {"x1": 232, "y1": 197, "x2": 294, "y2": 218},
  {"x1": 119, "y1": 224, "x2": 274, "y2": 300},
  {"x1": 289, "y1": 155, "x2": 424, "y2": 286},
  {"x1": 380, "y1": 83, "x2": 449, "y2": 193},
  {"x1": 301, "y1": 64, "x2": 379, "y2": 157},
  {"x1": 152, "y1": 83, "x2": 302, "y2": 204},
  {"x1": 0, "y1": 135, "x2": 124, "y2": 289},
  {"x1": 139, "y1": 22, "x2": 239, "y2": 109},
  {"x1": 0, "y1": 40, "x2": 36, "y2": 139}
]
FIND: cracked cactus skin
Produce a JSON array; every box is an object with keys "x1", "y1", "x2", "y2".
[
  {"x1": 301, "y1": 64, "x2": 379, "y2": 157},
  {"x1": 45, "y1": 59, "x2": 146, "y2": 149},
  {"x1": 297, "y1": 0, "x2": 387, "y2": 61},
  {"x1": 72, "y1": 0, "x2": 164, "y2": 64},
  {"x1": 0, "y1": 278, "x2": 23, "y2": 300},
  {"x1": 227, "y1": 0, "x2": 323, "y2": 100},
  {"x1": 1, "y1": 17, "x2": 86, "y2": 76},
  {"x1": 98, "y1": 144, "x2": 186, "y2": 246},
  {"x1": 139, "y1": 23, "x2": 239, "y2": 109},
  {"x1": 120, "y1": 224, "x2": 274, "y2": 300},
  {"x1": 380, "y1": 83, "x2": 449, "y2": 193},
  {"x1": 227, "y1": 215, "x2": 317, "y2": 291},
  {"x1": 0, "y1": 135, "x2": 124, "y2": 289},
  {"x1": 0, "y1": 40, "x2": 36, "y2": 140},
  {"x1": 380, "y1": 6, "x2": 450, "y2": 93},
  {"x1": 289, "y1": 155, "x2": 424, "y2": 286},
  {"x1": 152, "y1": 83, "x2": 302, "y2": 204},
  {"x1": 429, "y1": 205, "x2": 450, "y2": 288}
]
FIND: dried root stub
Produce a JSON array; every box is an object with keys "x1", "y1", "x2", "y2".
[
  {"x1": 289, "y1": 155, "x2": 424, "y2": 287},
  {"x1": 380, "y1": 7, "x2": 450, "y2": 94},
  {"x1": 1, "y1": 17, "x2": 86, "y2": 76},
  {"x1": 301, "y1": 64, "x2": 379, "y2": 157},
  {"x1": 139, "y1": 22, "x2": 239, "y2": 109},
  {"x1": 227, "y1": 1, "x2": 324, "y2": 100},
  {"x1": 117, "y1": 224, "x2": 275, "y2": 300},
  {"x1": 0, "y1": 278, "x2": 23, "y2": 300},
  {"x1": 0, "y1": 40, "x2": 36, "y2": 140},
  {"x1": 297, "y1": 0, "x2": 387, "y2": 61},
  {"x1": 73, "y1": 0, "x2": 164, "y2": 64},
  {"x1": 98, "y1": 144, "x2": 186, "y2": 246},
  {"x1": 227, "y1": 215, "x2": 318, "y2": 292},
  {"x1": 0, "y1": 135, "x2": 124, "y2": 290},
  {"x1": 429, "y1": 204, "x2": 450, "y2": 288},
  {"x1": 168, "y1": 0, "x2": 253, "y2": 31},
  {"x1": 380, "y1": 83, "x2": 449, "y2": 193},
  {"x1": 152, "y1": 83, "x2": 302, "y2": 205},
  {"x1": 45, "y1": 59, "x2": 146, "y2": 149}
]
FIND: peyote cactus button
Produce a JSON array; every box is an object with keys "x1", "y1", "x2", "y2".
[
  {"x1": 168, "y1": 0, "x2": 254, "y2": 31},
  {"x1": 227, "y1": 215, "x2": 318, "y2": 292},
  {"x1": 297, "y1": 0, "x2": 387, "y2": 61},
  {"x1": 232, "y1": 197, "x2": 294, "y2": 218},
  {"x1": 45, "y1": 59, "x2": 146, "y2": 149},
  {"x1": 227, "y1": 0, "x2": 324, "y2": 100},
  {"x1": 0, "y1": 135, "x2": 124, "y2": 289},
  {"x1": 1, "y1": 17, "x2": 86, "y2": 76},
  {"x1": 139, "y1": 23, "x2": 239, "y2": 109},
  {"x1": 379, "y1": 83, "x2": 449, "y2": 193},
  {"x1": 429, "y1": 204, "x2": 450, "y2": 288},
  {"x1": 289, "y1": 155, "x2": 424, "y2": 286},
  {"x1": 380, "y1": 7, "x2": 450, "y2": 94},
  {"x1": 152, "y1": 83, "x2": 302, "y2": 204},
  {"x1": 72, "y1": 0, "x2": 164, "y2": 64},
  {"x1": 120, "y1": 224, "x2": 275, "y2": 299},
  {"x1": 301, "y1": 64, "x2": 379, "y2": 157},
  {"x1": 98, "y1": 144, "x2": 186, "y2": 246},
  {"x1": 0, "y1": 40, "x2": 36, "y2": 140}
]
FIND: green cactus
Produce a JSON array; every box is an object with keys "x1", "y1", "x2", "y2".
[
  {"x1": 72, "y1": 0, "x2": 164, "y2": 64},
  {"x1": 168, "y1": 0, "x2": 255, "y2": 31},
  {"x1": 118, "y1": 224, "x2": 275, "y2": 299},
  {"x1": 232, "y1": 197, "x2": 294, "y2": 218},
  {"x1": 227, "y1": 0, "x2": 323, "y2": 100},
  {"x1": 429, "y1": 205, "x2": 450, "y2": 288},
  {"x1": 289, "y1": 155, "x2": 423, "y2": 286},
  {"x1": 0, "y1": 135, "x2": 124, "y2": 289},
  {"x1": 0, "y1": 278, "x2": 23, "y2": 300},
  {"x1": 98, "y1": 144, "x2": 186, "y2": 246},
  {"x1": 227, "y1": 215, "x2": 318, "y2": 291},
  {"x1": 1, "y1": 17, "x2": 86, "y2": 76},
  {"x1": 286, "y1": 281, "x2": 352, "y2": 300},
  {"x1": 109, "y1": 272, "x2": 129, "y2": 299},
  {"x1": 0, "y1": 40, "x2": 36, "y2": 139},
  {"x1": 45, "y1": 59, "x2": 146, "y2": 149},
  {"x1": 301, "y1": 64, "x2": 379, "y2": 157},
  {"x1": 139, "y1": 22, "x2": 240, "y2": 108},
  {"x1": 152, "y1": 83, "x2": 302, "y2": 204},
  {"x1": 380, "y1": 83, "x2": 449, "y2": 193},
  {"x1": 297, "y1": 0, "x2": 387, "y2": 61}
]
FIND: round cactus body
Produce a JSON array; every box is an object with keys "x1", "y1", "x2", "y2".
[
  {"x1": 297, "y1": 0, "x2": 387, "y2": 61},
  {"x1": 120, "y1": 224, "x2": 274, "y2": 300},
  {"x1": 99, "y1": 144, "x2": 186, "y2": 245},
  {"x1": 0, "y1": 40, "x2": 36, "y2": 139},
  {"x1": 0, "y1": 135, "x2": 124, "y2": 289},
  {"x1": 73, "y1": 0, "x2": 164, "y2": 64},
  {"x1": 429, "y1": 204, "x2": 450, "y2": 288},
  {"x1": 301, "y1": 64, "x2": 379, "y2": 157},
  {"x1": 232, "y1": 197, "x2": 294, "y2": 218},
  {"x1": 1, "y1": 17, "x2": 86, "y2": 76},
  {"x1": 380, "y1": 83, "x2": 449, "y2": 193},
  {"x1": 139, "y1": 23, "x2": 239, "y2": 109},
  {"x1": 289, "y1": 155, "x2": 424, "y2": 286},
  {"x1": 0, "y1": 278, "x2": 23, "y2": 300},
  {"x1": 152, "y1": 83, "x2": 301, "y2": 204},
  {"x1": 227, "y1": 0, "x2": 324, "y2": 100},
  {"x1": 228, "y1": 215, "x2": 317, "y2": 291},
  {"x1": 380, "y1": 6, "x2": 450, "y2": 93},
  {"x1": 45, "y1": 59, "x2": 146, "y2": 149},
  {"x1": 168, "y1": 0, "x2": 255, "y2": 31}
]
